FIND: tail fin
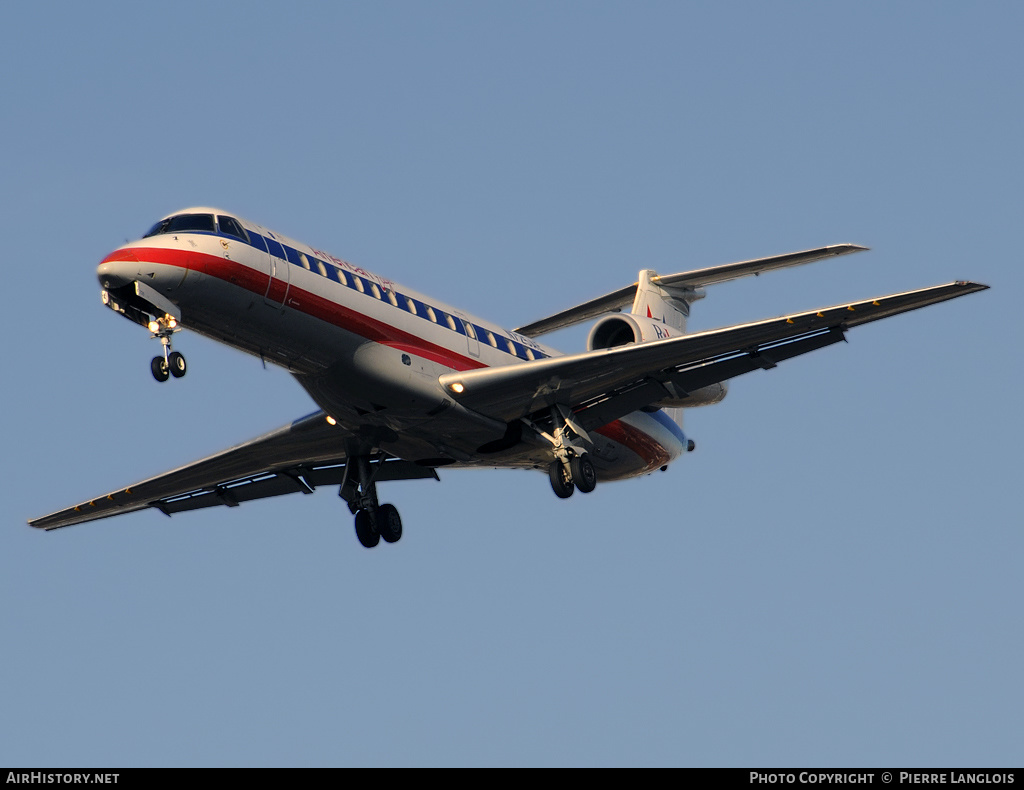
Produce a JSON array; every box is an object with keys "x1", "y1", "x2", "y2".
[
  {"x1": 630, "y1": 268, "x2": 698, "y2": 334},
  {"x1": 630, "y1": 270, "x2": 698, "y2": 430}
]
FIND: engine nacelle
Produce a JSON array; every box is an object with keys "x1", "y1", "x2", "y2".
[
  {"x1": 587, "y1": 314, "x2": 678, "y2": 349},
  {"x1": 587, "y1": 314, "x2": 727, "y2": 408}
]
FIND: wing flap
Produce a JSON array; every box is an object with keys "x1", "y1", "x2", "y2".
[
  {"x1": 154, "y1": 461, "x2": 439, "y2": 516},
  {"x1": 444, "y1": 281, "x2": 988, "y2": 424}
]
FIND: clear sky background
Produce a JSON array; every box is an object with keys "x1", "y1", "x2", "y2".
[{"x1": 3, "y1": 1, "x2": 1021, "y2": 768}]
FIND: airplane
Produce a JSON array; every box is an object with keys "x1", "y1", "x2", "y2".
[{"x1": 29, "y1": 207, "x2": 988, "y2": 547}]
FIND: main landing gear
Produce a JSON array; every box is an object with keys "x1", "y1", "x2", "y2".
[
  {"x1": 537, "y1": 404, "x2": 599, "y2": 500},
  {"x1": 340, "y1": 457, "x2": 403, "y2": 548},
  {"x1": 548, "y1": 453, "x2": 597, "y2": 499},
  {"x1": 148, "y1": 315, "x2": 186, "y2": 383}
]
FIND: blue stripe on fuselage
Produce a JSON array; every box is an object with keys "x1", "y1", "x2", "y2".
[{"x1": 649, "y1": 409, "x2": 686, "y2": 443}]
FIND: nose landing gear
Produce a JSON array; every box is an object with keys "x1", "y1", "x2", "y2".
[{"x1": 148, "y1": 315, "x2": 186, "y2": 383}]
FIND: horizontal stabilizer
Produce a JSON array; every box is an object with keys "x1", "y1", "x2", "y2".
[{"x1": 514, "y1": 244, "x2": 867, "y2": 337}]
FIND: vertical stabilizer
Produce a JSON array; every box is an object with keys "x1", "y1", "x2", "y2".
[
  {"x1": 630, "y1": 270, "x2": 701, "y2": 429},
  {"x1": 630, "y1": 269, "x2": 698, "y2": 333}
]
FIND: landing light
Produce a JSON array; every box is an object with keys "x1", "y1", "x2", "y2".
[
  {"x1": 148, "y1": 320, "x2": 160, "y2": 333},
  {"x1": 326, "y1": 416, "x2": 337, "y2": 426},
  {"x1": 450, "y1": 382, "x2": 465, "y2": 394}
]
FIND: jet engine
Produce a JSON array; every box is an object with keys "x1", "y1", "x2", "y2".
[
  {"x1": 587, "y1": 313, "x2": 678, "y2": 349},
  {"x1": 587, "y1": 314, "x2": 727, "y2": 408}
]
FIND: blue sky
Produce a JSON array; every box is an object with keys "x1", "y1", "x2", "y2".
[{"x1": 3, "y1": 1, "x2": 1020, "y2": 767}]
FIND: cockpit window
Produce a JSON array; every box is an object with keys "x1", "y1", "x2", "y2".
[
  {"x1": 143, "y1": 219, "x2": 170, "y2": 237},
  {"x1": 217, "y1": 215, "x2": 248, "y2": 241},
  {"x1": 143, "y1": 213, "x2": 215, "y2": 237}
]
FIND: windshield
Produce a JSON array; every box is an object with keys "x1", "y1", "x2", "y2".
[{"x1": 143, "y1": 213, "x2": 216, "y2": 238}]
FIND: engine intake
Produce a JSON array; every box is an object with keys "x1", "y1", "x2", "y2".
[{"x1": 587, "y1": 314, "x2": 677, "y2": 350}]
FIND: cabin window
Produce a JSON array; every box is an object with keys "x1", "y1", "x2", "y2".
[
  {"x1": 445, "y1": 314, "x2": 457, "y2": 331},
  {"x1": 425, "y1": 305, "x2": 437, "y2": 323},
  {"x1": 317, "y1": 260, "x2": 327, "y2": 277},
  {"x1": 370, "y1": 283, "x2": 382, "y2": 299},
  {"x1": 404, "y1": 296, "x2": 417, "y2": 315},
  {"x1": 218, "y1": 216, "x2": 248, "y2": 241},
  {"x1": 485, "y1": 330, "x2": 498, "y2": 348},
  {"x1": 298, "y1": 253, "x2": 311, "y2": 270},
  {"x1": 354, "y1": 277, "x2": 365, "y2": 294},
  {"x1": 387, "y1": 290, "x2": 399, "y2": 307},
  {"x1": 525, "y1": 347, "x2": 536, "y2": 361},
  {"x1": 465, "y1": 322, "x2": 478, "y2": 340},
  {"x1": 336, "y1": 267, "x2": 349, "y2": 286}
]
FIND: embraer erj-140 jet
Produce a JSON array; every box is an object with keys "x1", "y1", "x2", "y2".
[{"x1": 29, "y1": 208, "x2": 987, "y2": 547}]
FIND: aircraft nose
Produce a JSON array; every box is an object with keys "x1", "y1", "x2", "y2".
[{"x1": 97, "y1": 249, "x2": 139, "y2": 288}]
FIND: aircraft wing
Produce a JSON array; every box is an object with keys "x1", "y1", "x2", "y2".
[
  {"x1": 443, "y1": 281, "x2": 988, "y2": 427},
  {"x1": 28, "y1": 411, "x2": 438, "y2": 530},
  {"x1": 513, "y1": 244, "x2": 868, "y2": 337}
]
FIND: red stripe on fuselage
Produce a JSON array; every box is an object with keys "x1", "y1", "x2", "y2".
[
  {"x1": 594, "y1": 419, "x2": 673, "y2": 473},
  {"x1": 107, "y1": 246, "x2": 487, "y2": 372}
]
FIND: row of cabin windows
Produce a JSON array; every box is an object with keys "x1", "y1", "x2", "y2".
[
  {"x1": 298, "y1": 261, "x2": 543, "y2": 361},
  {"x1": 142, "y1": 212, "x2": 545, "y2": 362},
  {"x1": 246, "y1": 231, "x2": 545, "y2": 361}
]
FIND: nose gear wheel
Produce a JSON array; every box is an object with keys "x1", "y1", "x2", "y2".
[
  {"x1": 148, "y1": 315, "x2": 186, "y2": 383},
  {"x1": 168, "y1": 351, "x2": 187, "y2": 378},
  {"x1": 151, "y1": 356, "x2": 169, "y2": 382}
]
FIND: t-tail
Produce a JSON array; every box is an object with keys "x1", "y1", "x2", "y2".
[{"x1": 629, "y1": 268, "x2": 717, "y2": 430}]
